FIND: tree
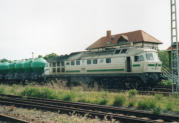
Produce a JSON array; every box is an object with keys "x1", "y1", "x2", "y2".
[
  {"x1": 44, "y1": 53, "x2": 58, "y2": 60},
  {"x1": 158, "y1": 50, "x2": 169, "y2": 69},
  {"x1": 0, "y1": 58, "x2": 10, "y2": 63}
]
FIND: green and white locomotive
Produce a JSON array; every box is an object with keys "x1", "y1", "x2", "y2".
[{"x1": 44, "y1": 45, "x2": 162, "y2": 88}]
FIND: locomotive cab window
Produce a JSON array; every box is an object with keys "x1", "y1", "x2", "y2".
[
  {"x1": 115, "y1": 50, "x2": 121, "y2": 54},
  {"x1": 76, "y1": 60, "x2": 80, "y2": 65},
  {"x1": 106, "y1": 58, "x2": 111, "y2": 63},
  {"x1": 93, "y1": 59, "x2": 97, "y2": 64},
  {"x1": 121, "y1": 49, "x2": 127, "y2": 54},
  {"x1": 134, "y1": 55, "x2": 144, "y2": 62},
  {"x1": 146, "y1": 53, "x2": 154, "y2": 61},
  {"x1": 87, "y1": 59, "x2": 91, "y2": 64}
]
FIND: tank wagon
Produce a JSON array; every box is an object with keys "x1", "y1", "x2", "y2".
[
  {"x1": 0, "y1": 58, "x2": 47, "y2": 82},
  {"x1": 44, "y1": 46, "x2": 162, "y2": 88}
]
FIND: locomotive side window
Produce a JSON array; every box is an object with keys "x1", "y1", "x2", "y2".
[
  {"x1": 93, "y1": 59, "x2": 97, "y2": 64},
  {"x1": 121, "y1": 49, "x2": 127, "y2": 54},
  {"x1": 66, "y1": 62, "x2": 70, "y2": 65},
  {"x1": 115, "y1": 50, "x2": 121, "y2": 54},
  {"x1": 106, "y1": 58, "x2": 111, "y2": 63},
  {"x1": 76, "y1": 60, "x2": 80, "y2": 65},
  {"x1": 57, "y1": 62, "x2": 60, "y2": 66},
  {"x1": 57, "y1": 68, "x2": 60, "y2": 72},
  {"x1": 61, "y1": 62, "x2": 64, "y2": 66},
  {"x1": 53, "y1": 62, "x2": 56, "y2": 67},
  {"x1": 71, "y1": 61, "x2": 75, "y2": 66},
  {"x1": 53, "y1": 68, "x2": 56, "y2": 73},
  {"x1": 99, "y1": 59, "x2": 104, "y2": 63},
  {"x1": 87, "y1": 59, "x2": 91, "y2": 64},
  {"x1": 146, "y1": 53, "x2": 154, "y2": 61}
]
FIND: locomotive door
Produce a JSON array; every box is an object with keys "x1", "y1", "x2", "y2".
[{"x1": 126, "y1": 57, "x2": 131, "y2": 72}]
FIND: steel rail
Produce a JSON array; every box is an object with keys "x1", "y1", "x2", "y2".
[
  {"x1": 0, "y1": 94, "x2": 178, "y2": 122},
  {"x1": 0, "y1": 113, "x2": 29, "y2": 123}
]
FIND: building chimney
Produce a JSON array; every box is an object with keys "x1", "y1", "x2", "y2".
[{"x1": 106, "y1": 30, "x2": 111, "y2": 38}]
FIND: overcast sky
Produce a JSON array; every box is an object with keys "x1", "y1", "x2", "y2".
[{"x1": 0, "y1": 0, "x2": 178, "y2": 60}]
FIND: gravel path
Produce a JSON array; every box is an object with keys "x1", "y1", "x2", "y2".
[{"x1": 0, "y1": 105, "x2": 119, "y2": 123}]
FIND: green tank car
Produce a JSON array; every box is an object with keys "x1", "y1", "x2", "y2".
[
  {"x1": 0, "y1": 62, "x2": 9, "y2": 74},
  {"x1": 24, "y1": 59, "x2": 33, "y2": 72},
  {"x1": 31, "y1": 58, "x2": 47, "y2": 73}
]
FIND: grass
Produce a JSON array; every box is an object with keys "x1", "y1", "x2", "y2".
[{"x1": 0, "y1": 84, "x2": 179, "y2": 115}]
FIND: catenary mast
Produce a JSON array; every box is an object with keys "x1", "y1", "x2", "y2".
[{"x1": 170, "y1": 0, "x2": 179, "y2": 93}]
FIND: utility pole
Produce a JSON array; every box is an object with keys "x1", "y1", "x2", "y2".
[{"x1": 170, "y1": 0, "x2": 179, "y2": 93}]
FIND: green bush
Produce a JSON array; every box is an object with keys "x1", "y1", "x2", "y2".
[
  {"x1": 154, "y1": 94, "x2": 163, "y2": 100},
  {"x1": 128, "y1": 89, "x2": 137, "y2": 98},
  {"x1": 62, "y1": 93, "x2": 76, "y2": 101},
  {"x1": 20, "y1": 87, "x2": 58, "y2": 99},
  {"x1": 0, "y1": 86, "x2": 5, "y2": 94},
  {"x1": 153, "y1": 106, "x2": 161, "y2": 115},
  {"x1": 166, "y1": 102, "x2": 173, "y2": 111},
  {"x1": 98, "y1": 98, "x2": 108, "y2": 105},
  {"x1": 137, "y1": 99, "x2": 156, "y2": 110},
  {"x1": 128, "y1": 99, "x2": 136, "y2": 107},
  {"x1": 113, "y1": 96, "x2": 126, "y2": 107}
]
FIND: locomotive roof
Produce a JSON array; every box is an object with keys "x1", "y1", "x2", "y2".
[
  {"x1": 65, "y1": 47, "x2": 157, "y2": 60},
  {"x1": 87, "y1": 30, "x2": 162, "y2": 50}
]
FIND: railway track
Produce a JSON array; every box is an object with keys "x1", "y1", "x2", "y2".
[
  {"x1": 0, "y1": 94, "x2": 178, "y2": 123},
  {"x1": 0, "y1": 113, "x2": 29, "y2": 123}
]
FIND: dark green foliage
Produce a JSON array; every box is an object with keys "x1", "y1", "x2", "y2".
[
  {"x1": 158, "y1": 50, "x2": 169, "y2": 69},
  {"x1": 161, "y1": 80, "x2": 172, "y2": 86},
  {"x1": 0, "y1": 58, "x2": 11, "y2": 63},
  {"x1": 128, "y1": 89, "x2": 138, "y2": 98},
  {"x1": 98, "y1": 98, "x2": 108, "y2": 105},
  {"x1": 153, "y1": 106, "x2": 161, "y2": 115},
  {"x1": 44, "y1": 53, "x2": 58, "y2": 61},
  {"x1": 137, "y1": 99, "x2": 156, "y2": 110},
  {"x1": 113, "y1": 96, "x2": 126, "y2": 107},
  {"x1": 62, "y1": 94, "x2": 73, "y2": 101}
]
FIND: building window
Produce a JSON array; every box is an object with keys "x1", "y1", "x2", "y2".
[
  {"x1": 93, "y1": 59, "x2": 97, "y2": 64},
  {"x1": 71, "y1": 61, "x2": 75, "y2": 66},
  {"x1": 57, "y1": 62, "x2": 60, "y2": 66},
  {"x1": 53, "y1": 68, "x2": 56, "y2": 73},
  {"x1": 57, "y1": 68, "x2": 60, "y2": 72},
  {"x1": 76, "y1": 60, "x2": 80, "y2": 65},
  {"x1": 87, "y1": 59, "x2": 91, "y2": 65},
  {"x1": 106, "y1": 58, "x2": 111, "y2": 63},
  {"x1": 53, "y1": 62, "x2": 56, "y2": 67},
  {"x1": 121, "y1": 49, "x2": 127, "y2": 54}
]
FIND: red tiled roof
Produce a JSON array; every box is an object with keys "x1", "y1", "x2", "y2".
[{"x1": 86, "y1": 30, "x2": 162, "y2": 50}]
